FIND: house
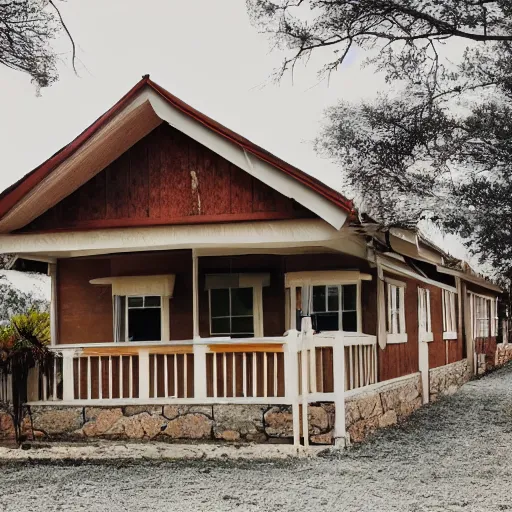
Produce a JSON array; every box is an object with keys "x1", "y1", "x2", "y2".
[{"x1": 0, "y1": 76, "x2": 508, "y2": 445}]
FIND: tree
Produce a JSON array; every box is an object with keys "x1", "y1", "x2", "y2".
[
  {"x1": 247, "y1": 1, "x2": 512, "y2": 280},
  {"x1": 0, "y1": 0, "x2": 76, "y2": 89},
  {"x1": 0, "y1": 311, "x2": 52, "y2": 443}
]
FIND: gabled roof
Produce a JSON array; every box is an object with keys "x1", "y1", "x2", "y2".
[{"x1": 0, "y1": 75, "x2": 353, "y2": 233}]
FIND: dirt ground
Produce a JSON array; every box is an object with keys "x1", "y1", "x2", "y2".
[{"x1": 2, "y1": 364, "x2": 512, "y2": 512}]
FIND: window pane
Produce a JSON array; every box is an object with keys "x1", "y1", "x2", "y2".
[
  {"x1": 128, "y1": 296, "x2": 143, "y2": 308},
  {"x1": 211, "y1": 289, "x2": 230, "y2": 317},
  {"x1": 128, "y1": 308, "x2": 161, "y2": 342},
  {"x1": 211, "y1": 317, "x2": 230, "y2": 334},
  {"x1": 342, "y1": 311, "x2": 358, "y2": 332},
  {"x1": 313, "y1": 286, "x2": 326, "y2": 312},
  {"x1": 231, "y1": 316, "x2": 254, "y2": 335},
  {"x1": 327, "y1": 286, "x2": 339, "y2": 312},
  {"x1": 314, "y1": 312, "x2": 339, "y2": 331},
  {"x1": 343, "y1": 284, "x2": 357, "y2": 311},
  {"x1": 144, "y1": 296, "x2": 161, "y2": 307},
  {"x1": 231, "y1": 288, "x2": 253, "y2": 316}
]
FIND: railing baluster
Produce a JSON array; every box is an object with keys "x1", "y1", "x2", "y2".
[
  {"x1": 108, "y1": 356, "x2": 113, "y2": 399},
  {"x1": 222, "y1": 353, "x2": 227, "y2": 398},
  {"x1": 53, "y1": 359, "x2": 58, "y2": 401},
  {"x1": 99, "y1": 357, "x2": 103, "y2": 400},
  {"x1": 263, "y1": 352, "x2": 268, "y2": 398},
  {"x1": 232, "y1": 353, "x2": 236, "y2": 398},
  {"x1": 273, "y1": 352, "x2": 278, "y2": 397},
  {"x1": 129, "y1": 356, "x2": 133, "y2": 399},
  {"x1": 242, "y1": 353, "x2": 247, "y2": 398},
  {"x1": 86, "y1": 356, "x2": 91, "y2": 400},
  {"x1": 349, "y1": 347, "x2": 354, "y2": 390},
  {"x1": 153, "y1": 354, "x2": 158, "y2": 399},
  {"x1": 252, "y1": 352, "x2": 257, "y2": 397},
  {"x1": 164, "y1": 354, "x2": 169, "y2": 397},
  {"x1": 359, "y1": 345, "x2": 364, "y2": 388},
  {"x1": 119, "y1": 355, "x2": 123, "y2": 399},
  {"x1": 213, "y1": 353, "x2": 218, "y2": 398},
  {"x1": 174, "y1": 354, "x2": 178, "y2": 397},
  {"x1": 184, "y1": 353, "x2": 188, "y2": 399}
]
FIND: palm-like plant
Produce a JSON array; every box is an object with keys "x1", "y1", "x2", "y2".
[{"x1": 0, "y1": 310, "x2": 53, "y2": 442}]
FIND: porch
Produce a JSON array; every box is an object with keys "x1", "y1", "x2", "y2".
[{"x1": 31, "y1": 327, "x2": 378, "y2": 446}]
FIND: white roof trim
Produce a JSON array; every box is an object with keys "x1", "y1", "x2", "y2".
[{"x1": 0, "y1": 219, "x2": 346, "y2": 259}]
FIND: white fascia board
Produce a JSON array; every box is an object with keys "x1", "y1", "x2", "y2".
[
  {"x1": 436, "y1": 265, "x2": 502, "y2": 293},
  {"x1": 378, "y1": 256, "x2": 458, "y2": 293},
  {"x1": 147, "y1": 91, "x2": 349, "y2": 230},
  {"x1": 0, "y1": 219, "x2": 344, "y2": 258}
]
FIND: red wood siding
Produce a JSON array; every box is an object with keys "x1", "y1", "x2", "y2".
[
  {"x1": 378, "y1": 273, "x2": 420, "y2": 382},
  {"x1": 20, "y1": 124, "x2": 313, "y2": 233},
  {"x1": 57, "y1": 258, "x2": 114, "y2": 344},
  {"x1": 427, "y1": 286, "x2": 447, "y2": 369}
]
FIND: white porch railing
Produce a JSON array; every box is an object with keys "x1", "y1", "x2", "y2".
[{"x1": 24, "y1": 324, "x2": 377, "y2": 447}]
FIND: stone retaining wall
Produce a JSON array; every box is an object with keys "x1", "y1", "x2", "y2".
[
  {"x1": 495, "y1": 344, "x2": 512, "y2": 368},
  {"x1": 429, "y1": 359, "x2": 471, "y2": 402}
]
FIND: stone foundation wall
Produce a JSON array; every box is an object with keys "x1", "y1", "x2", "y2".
[
  {"x1": 495, "y1": 344, "x2": 512, "y2": 368},
  {"x1": 344, "y1": 374, "x2": 422, "y2": 443},
  {"x1": 429, "y1": 359, "x2": 471, "y2": 402}
]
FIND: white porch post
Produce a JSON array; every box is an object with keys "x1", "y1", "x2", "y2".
[
  {"x1": 138, "y1": 349, "x2": 150, "y2": 400},
  {"x1": 284, "y1": 329, "x2": 300, "y2": 447},
  {"x1": 193, "y1": 344, "x2": 208, "y2": 400},
  {"x1": 192, "y1": 249, "x2": 200, "y2": 340},
  {"x1": 49, "y1": 262, "x2": 58, "y2": 346},
  {"x1": 333, "y1": 331, "x2": 348, "y2": 447},
  {"x1": 61, "y1": 351, "x2": 75, "y2": 401}
]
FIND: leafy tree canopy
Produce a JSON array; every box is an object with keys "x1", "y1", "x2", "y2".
[{"x1": 248, "y1": 1, "x2": 512, "y2": 280}]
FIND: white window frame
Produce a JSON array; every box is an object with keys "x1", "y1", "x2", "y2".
[
  {"x1": 310, "y1": 283, "x2": 360, "y2": 332},
  {"x1": 125, "y1": 295, "x2": 167, "y2": 342},
  {"x1": 385, "y1": 277, "x2": 407, "y2": 344},
  {"x1": 284, "y1": 271, "x2": 366, "y2": 333},
  {"x1": 442, "y1": 289, "x2": 458, "y2": 340},
  {"x1": 208, "y1": 286, "x2": 261, "y2": 337},
  {"x1": 470, "y1": 292, "x2": 497, "y2": 339},
  {"x1": 418, "y1": 287, "x2": 433, "y2": 342}
]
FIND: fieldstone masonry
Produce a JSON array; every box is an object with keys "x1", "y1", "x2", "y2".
[
  {"x1": 429, "y1": 359, "x2": 471, "y2": 402},
  {"x1": 496, "y1": 344, "x2": 512, "y2": 368}
]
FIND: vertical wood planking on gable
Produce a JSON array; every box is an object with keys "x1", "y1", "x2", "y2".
[
  {"x1": 148, "y1": 129, "x2": 162, "y2": 219},
  {"x1": 128, "y1": 140, "x2": 149, "y2": 219},
  {"x1": 230, "y1": 164, "x2": 253, "y2": 214},
  {"x1": 106, "y1": 152, "x2": 130, "y2": 219},
  {"x1": 198, "y1": 142, "x2": 231, "y2": 216},
  {"x1": 19, "y1": 123, "x2": 314, "y2": 232},
  {"x1": 252, "y1": 179, "x2": 277, "y2": 212}
]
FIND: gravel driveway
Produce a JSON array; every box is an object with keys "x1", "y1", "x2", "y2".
[{"x1": 2, "y1": 364, "x2": 512, "y2": 512}]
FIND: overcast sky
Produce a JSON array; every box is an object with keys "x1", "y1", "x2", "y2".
[{"x1": 0, "y1": 0, "x2": 383, "y2": 194}]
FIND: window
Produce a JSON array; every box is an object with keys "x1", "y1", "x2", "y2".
[
  {"x1": 127, "y1": 296, "x2": 162, "y2": 342},
  {"x1": 418, "y1": 288, "x2": 433, "y2": 342},
  {"x1": 442, "y1": 289, "x2": 457, "y2": 339},
  {"x1": 472, "y1": 294, "x2": 496, "y2": 339},
  {"x1": 386, "y1": 280, "x2": 407, "y2": 343},
  {"x1": 491, "y1": 298, "x2": 499, "y2": 337},
  {"x1": 209, "y1": 287, "x2": 254, "y2": 337},
  {"x1": 311, "y1": 284, "x2": 358, "y2": 332}
]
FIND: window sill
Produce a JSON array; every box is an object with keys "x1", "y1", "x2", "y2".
[
  {"x1": 443, "y1": 331, "x2": 458, "y2": 341},
  {"x1": 387, "y1": 333, "x2": 408, "y2": 344},
  {"x1": 420, "y1": 332, "x2": 434, "y2": 343}
]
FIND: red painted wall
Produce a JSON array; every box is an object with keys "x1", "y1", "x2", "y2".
[{"x1": 20, "y1": 124, "x2": 313, "y2": 232}]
